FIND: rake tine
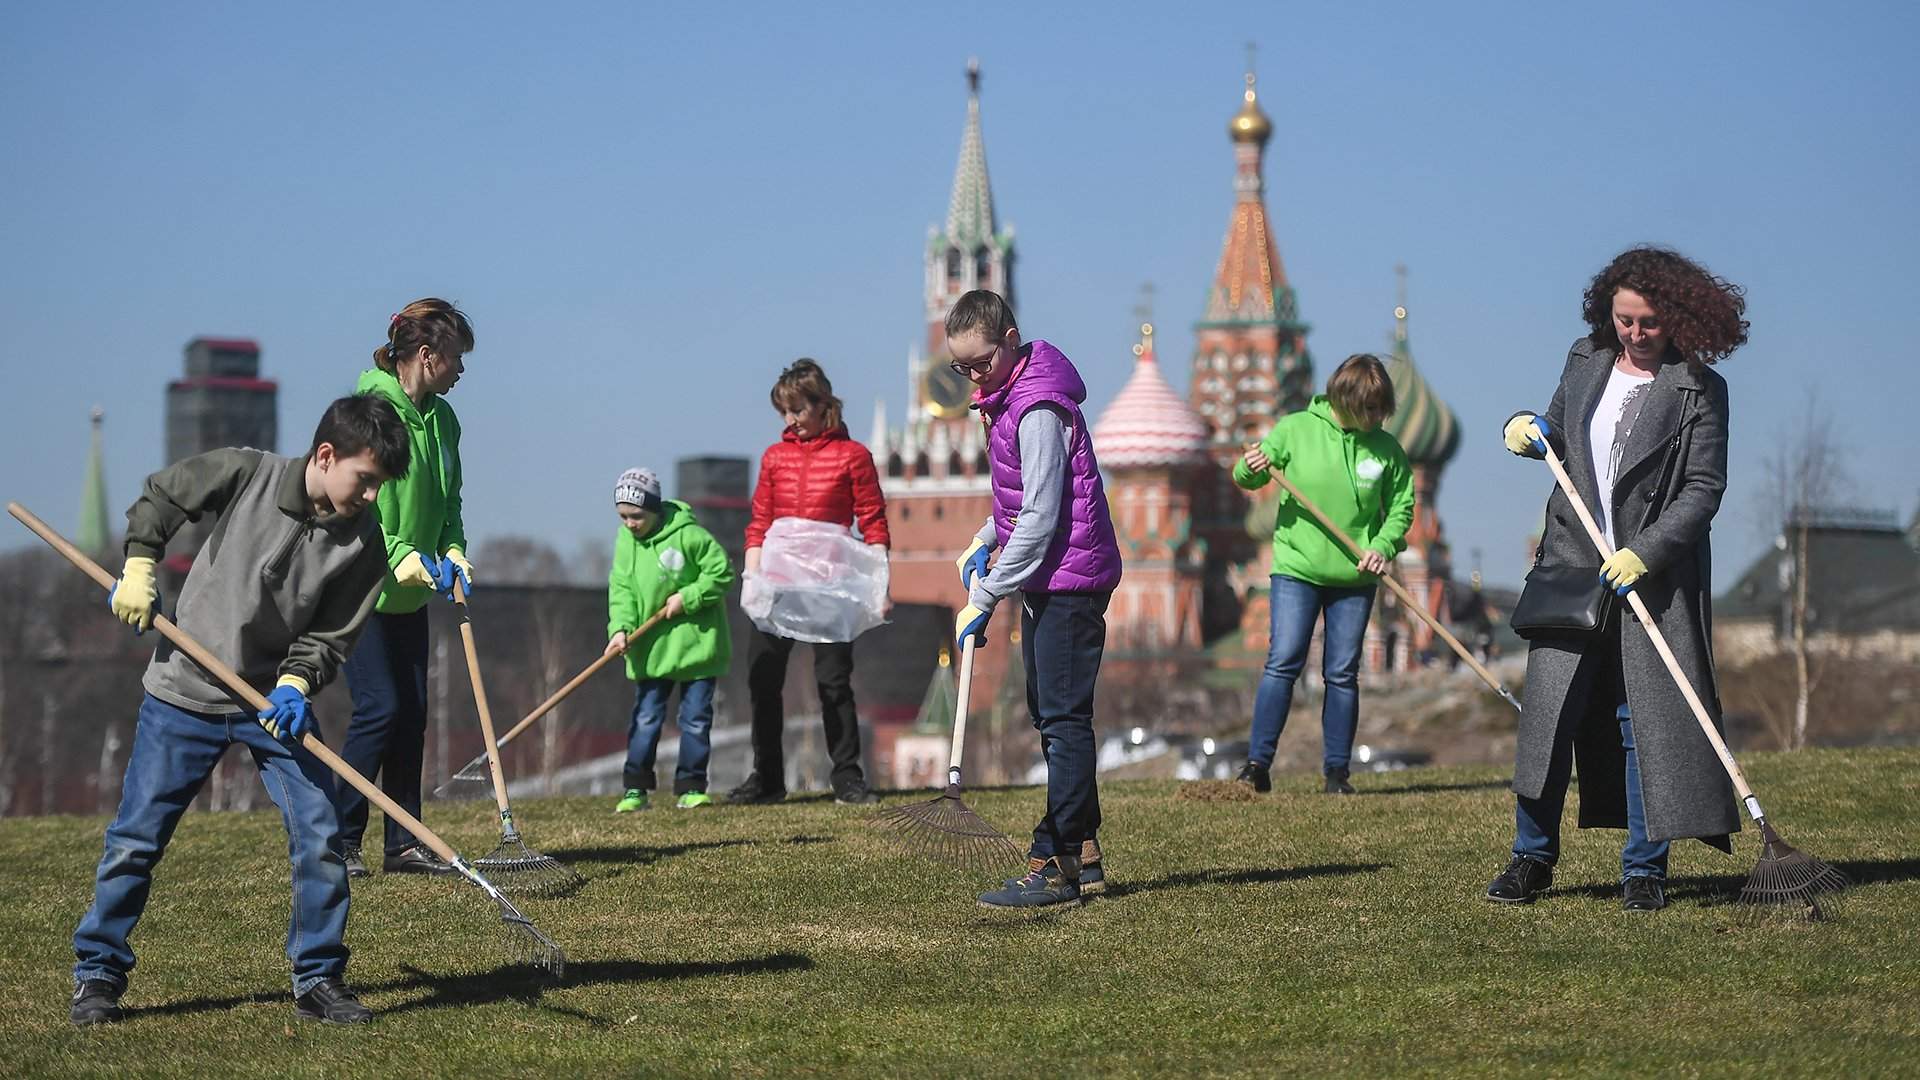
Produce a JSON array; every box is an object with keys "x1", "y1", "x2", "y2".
[
  {"x1": 449, "y1": 856, "x2": 567, "y2": 975},
  {"x1": 475, "y1": 825, "x2": 587, "y2": 898},
  {"x1": 432, "y1": 752, "x2": 495, "y2": 798},
  {"x1": 1735, "y1": 822, "x2": 1851, "y2": 923}
]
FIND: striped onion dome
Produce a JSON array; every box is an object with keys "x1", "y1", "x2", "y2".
[
  {"x1": 1093, "y1": 325, "x2": 1212, "y2": 468},
  {"x1": 1381, "y1": 311, "x2": 1459, "y2": 467}
]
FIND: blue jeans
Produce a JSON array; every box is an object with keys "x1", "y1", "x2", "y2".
[
  {"x1": 1021, "y1": 591, "x2": 1109, "y2": 861},
  {"x1": 73, "y1": 694, "x2": 351, "y2": 996},
  {"x1": 1514, "y1": 705, "x2": 1671, "y2": 881},
  {"x1": 338, "y1": 608, "x2": 430, "y2": 857},
  {"x1": 1249, "y1": 574, "x2": 1377, "y2": 773},
  {"x1": 623, "y1": 677, "x2": 716, "y2": 794}
]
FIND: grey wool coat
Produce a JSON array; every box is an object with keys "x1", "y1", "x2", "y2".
[{"x1": 1510, "y1": 337, "x2": 1739, "y2": 848}]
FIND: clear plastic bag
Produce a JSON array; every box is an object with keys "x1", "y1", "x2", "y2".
[{"x1": 741, "y1": 518, "x2": 890, "y2": 643}]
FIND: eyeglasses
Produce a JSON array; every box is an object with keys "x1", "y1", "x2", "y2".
[{"x1": 948, "y1": 349, "x2": 998, "y2": 376}]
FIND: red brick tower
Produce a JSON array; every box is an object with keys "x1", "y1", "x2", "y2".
[
  {"x1": 876, "y1": 59, "x2": 1011, "y2": 610},
  {"x1": 1188, "y1": 70, "x2": 1314, "y2": 644}
]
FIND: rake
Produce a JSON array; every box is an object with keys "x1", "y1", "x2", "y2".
[
  {"x1": 1535, "y1": 446, "x2": 1848, "y2": 918},
  {"x1": 436, "y1": 606, "x2": 669, "y2": 798},
  {"x1": 867, "y1": 636, "x2": 1024, "y2": 870},
  {"x1": 1253, "y1": 456, "x2": 1522, "y2": 712},
  {"x1": 6, "y1": 502, "x2": 566, "y2": 973},
  {"x1": 448, "y1": 577, "x2": 584, "y2": 897}
]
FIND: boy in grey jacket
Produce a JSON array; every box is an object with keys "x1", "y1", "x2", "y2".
[{"x1": 69, "y1": 393, "x2": 410, "y2": 1028}]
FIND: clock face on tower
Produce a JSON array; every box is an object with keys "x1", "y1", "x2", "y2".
[{"x1": 923, "y1": 358, "x2": 974, "y2": 419}]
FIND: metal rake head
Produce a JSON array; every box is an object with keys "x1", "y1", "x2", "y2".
[
  {"x1": 491, "y1": 890, "x2": 568, "y2": 976},
  {"x1": 1737, "y1": 822, "x2": 1851, "y2": 923},
  {"x1": 432, "y1": 757, "x2": 495, "y2": 799},
  {"x1": 475, "y1": 835, "x2": 586, "y2": 898},
  {"x1": 867, "y1": 788, "x2": 1024, "y2": 872}
]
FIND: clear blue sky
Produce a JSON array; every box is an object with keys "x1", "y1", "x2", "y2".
[{"x1": 4, "y1": 1, "x2": 1915, "y2": 590}]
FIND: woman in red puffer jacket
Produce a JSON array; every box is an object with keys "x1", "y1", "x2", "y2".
[{"x1": 730, "y1": 359, "x2": 891, "y2": 807}]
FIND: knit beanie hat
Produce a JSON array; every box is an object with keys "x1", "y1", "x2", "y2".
[{"x1": 614, "y1": 467, "x2": 662, "y2": 511}]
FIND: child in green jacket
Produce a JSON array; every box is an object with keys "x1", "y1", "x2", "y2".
[
  {"x1": 1232, "y1": 354, "x2": 1415, "y2": 795},
  {"x1": 606, "y1": 468, "x2": 734, "y2": 811}
]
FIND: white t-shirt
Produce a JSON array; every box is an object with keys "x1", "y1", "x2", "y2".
[{"x1": 1587, "y1": 365, "x2": 1656, "y2": 549}]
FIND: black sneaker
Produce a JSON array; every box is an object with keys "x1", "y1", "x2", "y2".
[
  {"x1": 1234, "y1": 761, "x2": 1272, "y2": 793},
  {"x1": 341, "y1": 844, "x2": 368, "y2": 879},
  {"x1": 1323, "y1": 767, "x2": 1355, "y2": 795},
  {"x1": 727, "y1": 774, "x2": 786, "y2": 805},
  {"x1": 382, "y1": 845, "x2": 458, "y2": 876},
  {"x1": 69, "y1": 980, "x2": 124, "y2": 1027},
  {"x1": 1485, "y1": 855, "x2": 1554, "y2": 904},
  {"x1": 834, "y1": 783, "x2": 880, "y2": 806},
  {"x1": 1622, "y1": 876, "x2": 1667, "y2": 912},
  {"x1": 294, "y1": 978, "x2": 373, "y2": 1024}
]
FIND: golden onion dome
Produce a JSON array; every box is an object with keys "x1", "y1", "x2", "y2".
[{"x1": 1229, "y1": 73, "x2": 1271, "y2": 145}]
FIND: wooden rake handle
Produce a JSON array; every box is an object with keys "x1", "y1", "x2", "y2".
[
  {"x1": 6, "y1": 501, "x2": 470, "y2": 866},
  {"x1": 449, "y1": 577, "x2": 515, "y2": 818},
  {"x1": 947, "y1": 635, "x2": 978, "y2": 786},
  {"x1": 1255, "y1": 463, "x2": 1521, "y2": 712},
  {"x1": 488, "y1": 606, "x2": 671, "y2": 753},
  {"x1": 1535, "y1": 446, "x2": 1762, "y2": 818}
]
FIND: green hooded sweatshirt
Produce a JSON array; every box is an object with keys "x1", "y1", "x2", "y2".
[
  {"x1": 1232, "y1": 395, "x2": 1416, "y2": 587},
  {"x1": 607, "y1": 501, "x2": 734, "y2": 682},
  {"x1": 356, "y1": 367, "x2": 466, "y2": 614}
]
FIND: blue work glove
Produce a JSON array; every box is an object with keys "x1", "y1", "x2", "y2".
[
  {"x1": 956, "y1": 536, "x2": 993, "y2": 590},
  {"x1": 258, "y1": 677, "x2": 313, "y2": 745},
  {"x1": 955, "y1": 602, "x2": 990, "y2": 647},
  {"x1": 427, "y1": 554, "x2": 460, "y2": 601},
  {"x1": 442, "y1": 546, "x2": 473, "y2": 597}
]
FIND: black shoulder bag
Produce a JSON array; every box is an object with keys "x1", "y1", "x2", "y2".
[{"x1": 1510, "y1": 415, "x2": 1687, "y2": 641}]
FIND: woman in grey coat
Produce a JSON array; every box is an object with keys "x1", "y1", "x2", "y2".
[{"x1": 1490, "y1": 247, "x2": 1750, "y2": 913}]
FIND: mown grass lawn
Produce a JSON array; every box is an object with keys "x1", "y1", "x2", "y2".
[{"x1": 1, "y1": 748, "x2": 1915, "y2": 1078}]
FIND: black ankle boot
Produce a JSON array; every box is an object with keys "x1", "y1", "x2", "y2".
[{"x1": 1323, "y1": 767, "x2": 1355, "y2": 794}]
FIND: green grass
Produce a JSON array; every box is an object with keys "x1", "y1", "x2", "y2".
[{"x1": 2, "y1": 748, "x2": 1916, "y2": 1078}]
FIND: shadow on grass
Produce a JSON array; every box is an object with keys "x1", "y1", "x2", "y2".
[
  {"x1": 1355, "y1": 778, "x2": 1513, "y2": 797},
  {"x1": 1542, "y1": 856, "x2": 1920, "y2": 906},
  {"x1": 1104, "y1": 862, "x2": 1391, "y2": 899},
  {"x1": 128, "y1": 952, "x2": 814, "y2": 1024},
  {"x1": 541, "y1": 834, "x2": 830, "y2": 865}
]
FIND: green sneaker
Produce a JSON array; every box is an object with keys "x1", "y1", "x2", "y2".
[
  {"x1": 675, "y1": 791, "x2": 713, "y2": 809},
  {"x1": 615, "y1": 789, "x2": 648, "y2": 813}
]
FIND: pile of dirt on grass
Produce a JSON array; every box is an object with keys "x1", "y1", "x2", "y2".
[{"x1": 1175, "y1": 779, "x2": 1256, "y2": 802}]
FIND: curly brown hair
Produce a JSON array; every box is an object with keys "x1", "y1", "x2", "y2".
[{"x1": 1581, "y1": 247, "x2": 1749, "y2": 364}]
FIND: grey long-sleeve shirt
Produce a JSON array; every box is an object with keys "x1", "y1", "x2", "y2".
[{"x1": 968, "y1": 405, "x2": 1072, "y2": 612}]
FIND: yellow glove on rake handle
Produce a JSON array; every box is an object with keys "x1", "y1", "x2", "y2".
[{"x1": 110, "y1": 556, "x2": 160, "y2": 632}]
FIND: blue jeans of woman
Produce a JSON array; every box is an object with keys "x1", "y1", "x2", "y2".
[
  {"x1": 73, "y1": 694, "x2": 351, "y2": 996},
  {"x1": 337, "y1": 608, "x2": 430, "y2": 858},
  {"x1": 623, "y1": 677, "x2": 716, "y2": 794},
  {"x1": 1021, "y1": 590, "x2": 1109, "y2": 862},
  {"x1": 1249, "y1": 574, "x2": 1377, "y2": 774},
  {"x1": 1513, "y1": 703, "x2": 1670, "y2": 881}
]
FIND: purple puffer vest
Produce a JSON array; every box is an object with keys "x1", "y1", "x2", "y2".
[{"x1": 973, "y1": 339, "x2": 1123, "y2": 593}]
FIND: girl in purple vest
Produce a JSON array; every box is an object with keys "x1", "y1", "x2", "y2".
[{"x1": 945, "y1": 289, "x2": 1124, "y2": 910}]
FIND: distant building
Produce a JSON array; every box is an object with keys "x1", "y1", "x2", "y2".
[
  {"x1": 675, "y1": 455, "x2": 751, "y2": 565},
  {"x1": 163, "y1": 337, "x2": 276, "y2": 570},
  {"x1": 1717, "y1": 506, "x2": 1920, "y2": 663}
]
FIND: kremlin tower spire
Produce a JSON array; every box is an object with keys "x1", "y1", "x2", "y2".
[{"x1": 925, "y1": 58, "x2": 1016, "y2": 353}]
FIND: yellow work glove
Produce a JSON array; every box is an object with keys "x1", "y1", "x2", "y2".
[
  {"x1": 109, "y1": 555, "x2": 160, "y2": 633},
  {"x1": 1600, "y1": 548, "x2": 1648, "y2": 593},
  {"x1": 1503, "y1": 414, "x2": 1549, "y2": 456},
  {"x1": 392, "y1": 551, "x2": 437, "y2": 589}
]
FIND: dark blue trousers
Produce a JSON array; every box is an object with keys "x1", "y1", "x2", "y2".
[
  {"x1": 338, "y1": 608, "x2": 431, "y2": 857},
  {"x1": 1020, "y1": 590, "x2": 1110, "y2": 861}
]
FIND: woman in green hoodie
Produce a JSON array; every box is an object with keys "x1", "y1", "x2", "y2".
[
  {"x1": 605, "y1": 468, "x2": 734, "y2": 811},
  {"x1": 1232, "y1": 354, "x2": 1414, "y2": 795},
  {"x1": 338, "y1": 298, "x2": 474, "y2": 876}
]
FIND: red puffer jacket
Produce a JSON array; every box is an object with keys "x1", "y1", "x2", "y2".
[{"x1": 745, "y1": 425, "x2": 891, "y2": 548}]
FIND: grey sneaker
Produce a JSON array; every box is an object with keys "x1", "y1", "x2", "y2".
[
  {"x1": 979, "y1": 856, "x2": 1083, "y2": 910},
  {"x1": 342, "y1": 844, "x2": 368, "y2": 879}
]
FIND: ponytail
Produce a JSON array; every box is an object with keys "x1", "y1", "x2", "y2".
[{"x1": 377, "y1": 298, "x2": 474, "y2": 375}]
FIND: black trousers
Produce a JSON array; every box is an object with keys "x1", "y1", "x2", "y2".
[{"x1": 746, "y1": 630, "x2": 865, "y2": 793}]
